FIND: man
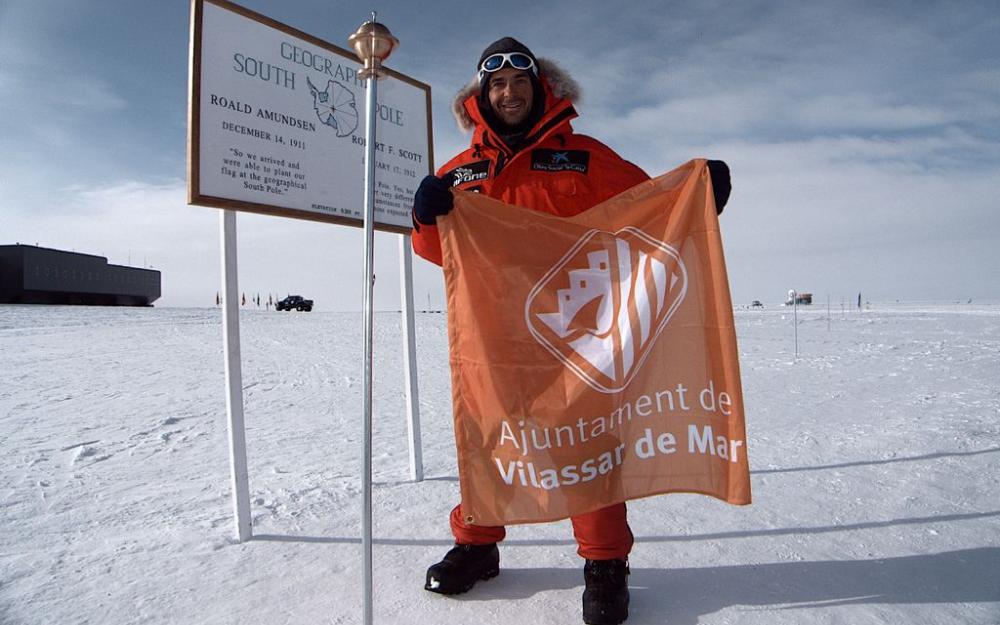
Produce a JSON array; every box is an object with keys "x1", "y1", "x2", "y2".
[{"x1": 411, "y1": 37, "x2": 731, "y2": 625}]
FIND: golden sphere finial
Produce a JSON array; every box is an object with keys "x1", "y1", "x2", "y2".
[{"x1": 348, "y1": 18, "x2": 398, "y2": 80}]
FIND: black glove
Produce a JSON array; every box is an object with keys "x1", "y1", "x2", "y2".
[
  {"x1": 412, "y1": 174, "x2": 454, "y2": 226},
  {"x1": 707, "y1": 160, "x2": 731, "y2": 215}
]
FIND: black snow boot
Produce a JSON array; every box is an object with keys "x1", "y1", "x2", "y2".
[
  {"x1": 424, "y1": 543, "x2": 500, "y2": 595},
  {"x1": 582, "y1": 558, "x2": 630, "y2": 625}
]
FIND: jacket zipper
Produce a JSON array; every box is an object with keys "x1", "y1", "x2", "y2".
[
  {"x1": 521, "y1": 106, "x2": 577, "y2": 149},
  {"x1": 482, "y1": 134, "x2": 512, "y2": 177},
  {"x1": 485, "y1": 104, "x2": 578, "y2": 179}
]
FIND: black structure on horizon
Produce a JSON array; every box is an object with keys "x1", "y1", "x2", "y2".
[{"x1": 0, "y1": 244, "x2": 160, "y2": 306}]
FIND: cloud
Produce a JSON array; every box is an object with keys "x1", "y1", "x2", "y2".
[
  {"x1": 706, "y1": 133, "x2": 1000, "y2": 302},
  {"x1": 0, "y1": 67, "x2": 129, "y2": 113},
  {"x1": 795, "y1": 95, "x2": 955, "y2": 131},
  {"x1": 0, "y1": 1, "x2": 129, "y2": 115},
  {"x1": 0, "y1": 61, "x2": 129, "y2": 157}
]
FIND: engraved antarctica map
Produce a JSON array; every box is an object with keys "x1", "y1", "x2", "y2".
[{"x1": 306, "y1": 77, "x2": 359, "y2": 138}]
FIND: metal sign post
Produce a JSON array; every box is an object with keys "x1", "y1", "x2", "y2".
[
  {"x1": 399, "y1": 235, "x2": 423, "y2": 481},
  {"x1": 791, "y1": 289, "x2": 799, "y2": 358},
  {"x1": 349, "y1": 16, "x2": 399, "y2": 625},
  {"x1": 220, "y1": 209, "x2": 252, "y2": 542}
]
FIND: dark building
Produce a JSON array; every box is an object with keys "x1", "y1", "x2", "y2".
[{"x1": 0, "y1": 244, "x2": 161, "y2": 306}]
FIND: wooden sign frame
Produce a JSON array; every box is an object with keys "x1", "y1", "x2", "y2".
[{"x1": 187, "y1": 0, "x2": 433, "y2": 234}]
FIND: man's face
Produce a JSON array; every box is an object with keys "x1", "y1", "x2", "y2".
[{"x1": 488, "y1": 67, "x2": 534, "y2": 127}]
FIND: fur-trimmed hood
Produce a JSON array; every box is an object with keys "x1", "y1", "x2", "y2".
[{"x1": 451, "y1": 58, "x2": 580, "y2": 133}]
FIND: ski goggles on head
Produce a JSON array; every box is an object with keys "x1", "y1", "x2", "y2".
[{"x1": 477, "y1": 52, "x2": 536, "y2": 82}]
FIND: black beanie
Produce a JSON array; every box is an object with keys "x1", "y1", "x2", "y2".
[
  {"x1": 476, "y1": 37, "x2": 545, "y2": 134},
  {"x1": 477, "y1": 37, "x2": 539, "y2": 81}
]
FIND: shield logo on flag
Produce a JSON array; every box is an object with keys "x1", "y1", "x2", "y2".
[{"x1": 525, "y1": 227, "x2": 688, "y2": 393}]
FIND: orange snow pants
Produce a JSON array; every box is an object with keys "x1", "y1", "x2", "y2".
[{"x1": 450, "y1": 502, "x2": 633, "y2": 560}]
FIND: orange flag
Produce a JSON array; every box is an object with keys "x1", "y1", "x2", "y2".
[{"x1": 438, "y1": 159, "x2": 750, "y2": 527}]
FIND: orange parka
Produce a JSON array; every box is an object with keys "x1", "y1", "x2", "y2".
[{"x1": 411, "y1": 60, "x2": 650, "y2": 266}]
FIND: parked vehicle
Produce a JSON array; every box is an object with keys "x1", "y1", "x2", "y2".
[{"x1": 276, "y1": 295, "x2": 313, "y2": 312}]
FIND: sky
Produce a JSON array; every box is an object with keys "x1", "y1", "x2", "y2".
[{"x1": 1, "y1": 0, "x2": 998, "y2": 310}]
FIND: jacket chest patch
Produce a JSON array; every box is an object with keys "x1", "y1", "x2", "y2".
[
  {"x1": 531, "y1": 149, "x2": 590, "y2": 174},
  {"x1": 445, "y1": 160, "x2": 490, "y2": 187}
]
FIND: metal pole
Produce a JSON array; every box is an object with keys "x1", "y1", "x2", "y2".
[
  {"x1": 220, "y1": 209, "x2": 252, "y2": 542},
  {"x1": 360, "y1": 65, "x2": 378, "y2": 625},
  {"x1": 399, "y1": 235, "x2": 423, "y2": 481},
  {"x1": 349, "y1": 19, "x2": 398, "y2": 625},
  {"x1": 793, "y1": 292, "x2": 799, "y2": 358}
]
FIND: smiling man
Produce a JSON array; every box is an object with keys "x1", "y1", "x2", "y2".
[
  {"x1": 410, "y1": 37, "x2": 662, "y2": 267},
  {"x1": 410, "y1": 37, "x2": 730, "y2": 625},
  {"x1": 486, "y1": 65, "x2": 533, "y2": 125}
]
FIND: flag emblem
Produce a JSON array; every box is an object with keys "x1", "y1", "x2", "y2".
[{"x1": 525, "y1": 227, "x2": 687, "y2": 393}]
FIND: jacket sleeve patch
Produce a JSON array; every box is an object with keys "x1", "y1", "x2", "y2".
[
  {"x1": 531, "y1": 149, "x2": 590, "y2": 174},
  {"x1": 443, "y1": 160, "x2": 491, "y2": 187}
]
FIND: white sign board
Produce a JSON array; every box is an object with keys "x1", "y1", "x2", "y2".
[{"x1": 188, "y1": 0, "x2": 433, "y2": 232}]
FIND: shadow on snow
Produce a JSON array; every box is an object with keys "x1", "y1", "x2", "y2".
[{"x1": 444, "y1": 549, "x2": 1000, "y2": 624}]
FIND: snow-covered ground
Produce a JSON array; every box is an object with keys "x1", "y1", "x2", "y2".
[{"x1": 1, "y1": 302, "x2": 998, "y2": 625}]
